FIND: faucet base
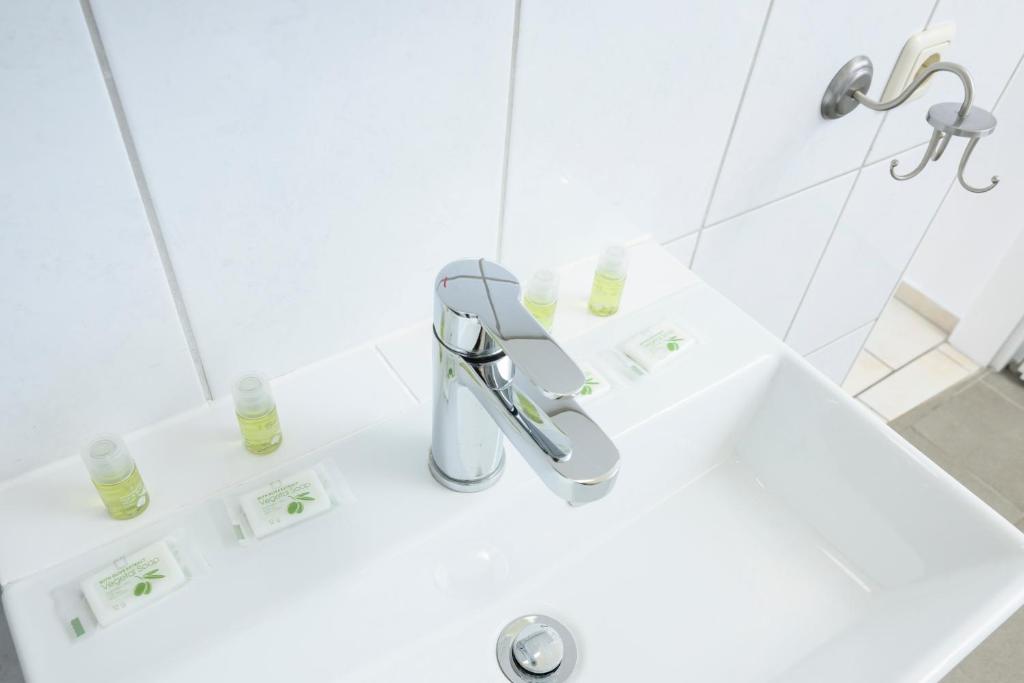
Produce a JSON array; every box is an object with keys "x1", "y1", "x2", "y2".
[{"x1": 428, "y1": 448, "x2": 506, "y2": 493}]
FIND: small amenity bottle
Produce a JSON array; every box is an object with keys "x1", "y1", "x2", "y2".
[
  {"x1": 588, "y1": 245, "x2": 629, "y2": 316},
  {"x1": 523, "y1": 268, "x2": 560, "y2": 330},
  {"x1": 82, "y1": 434, "x2": 150, "y2": 520},
  {"x1": 233, "y1": 373, "x2": 283, "y2": 455}
]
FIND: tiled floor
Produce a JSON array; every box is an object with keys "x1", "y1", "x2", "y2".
[
  {"x1": 891, "y1": 369, "x2": 1024, "y2": 682},
  {"x1": 0, "y1": 604, "x2": 21, "y2": 683},
  {"x1": 844, "y1": 298, "x2": 980, "y2": 420}
]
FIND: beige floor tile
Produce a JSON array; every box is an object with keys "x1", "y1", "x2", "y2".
[
  {"x1": 983, "y1": 370, "x2": 1024, "y2": 411},
  {"x1": 865, "y1": 298, "x2": 947, "y2": 368},
  {"x1": 860, "y1": 348, "x2": 975, "y2": 420},
  {"x1": 938, "y1": 343, "x2": 980, "y2": 372},
  {"x1": 940, "y1": 666, "x2": 974, "y2": 682},
  {"x1": 842, "y1": 350, "x2": 892, "y2": 395},
  {"x1": 915, "y1": 383, "x2": 1024, "y2": 510},
  {"x1": 0, "y1": 606, "x2": 23, "y2": 683}
]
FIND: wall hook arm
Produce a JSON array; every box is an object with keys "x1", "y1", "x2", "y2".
[
  {"x1": 957, "y1": 138, "x2": 1000, "y2": 193},
  {"x1": 853, "y1": 61, "x2": 974, "y2": 117},
  {"x1": 890, "y1": 129, "x2": 944, "y2": 181}
]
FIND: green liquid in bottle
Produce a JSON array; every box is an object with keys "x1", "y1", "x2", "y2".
[
  {"x1": 524, "y1": 297, "x2": 557, "y2": 330},
  {"x1": 93, "y1": 466, "x2": 150, "y2": 520},
  {"x1": 237, "y1": 406, "x2": 283, "y2": 455},
  {"x1": 588, "y1": 271, "x2": 626, "y2": 316}
]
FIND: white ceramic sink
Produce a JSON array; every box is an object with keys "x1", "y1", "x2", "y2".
[{"x1": 4, "y1": 283, "x2": 1024, "y2": 682}]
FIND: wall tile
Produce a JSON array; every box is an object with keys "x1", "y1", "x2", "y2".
[
  {"x1": 692, "y1": 172, "x2": 855, "y2": 338},
  {"x1": 707, "y1": 0, "x2": 934, "y2": 223},
  {"x1": 90, "y1": 0, "x2": 515, "y2": 395},
  {"x1": 806, "y1": 323, "x2": 873, "y2": 385},
  {"x1": 904, "y1": 61, "x2": 1024, "y2": 318},
  {"x1": 0, "y1": 0, "x2": 204, "y2": 480},
  {"x1": 664, "y1": 233, "x2": 699, "y2": 268},
  {"x1": 786, "y1": 143, "x2": 956, "y2": 354},
  {"x1": 500, "y1": 0, "x2": 770, "y2": 277},
  {"x1": 870, "y1": 0, "x2": 1024, "y2": 162}
]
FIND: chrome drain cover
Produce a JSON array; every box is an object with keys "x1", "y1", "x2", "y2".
[{"x1": 497, "y1": 614, "x2": 577, "y2": 682}]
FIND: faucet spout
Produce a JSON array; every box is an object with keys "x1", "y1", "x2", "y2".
[{"x1": 428, "y1": 259, "x2": 620, "y2": 505}]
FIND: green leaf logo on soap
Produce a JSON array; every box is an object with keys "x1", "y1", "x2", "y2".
[
  {"x1": 132, "y1": 569, "x2": 165, "y2": 597},
  {"x1": 286, "y1": 493, "x2": 316, "y2": 515},
  {"x1": 580, "y1": 377, "x2": 599, "y2": 396},
  {"x1": 666, "y1": 335, "x2": 684, "y2": 352}
]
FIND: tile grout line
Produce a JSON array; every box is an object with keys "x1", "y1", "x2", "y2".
[
  {"x1": 373, "y1": 347, "x2": 420, "y2": 405},
  {"x1": 667, "y1": 0, "x2": 944, "y2": 251},
  {"x1": 783, "y1": 0, "x2": 940, "y2": 349},
  {"x1": 982, "y1": 374, "x2": 1024, "y2": 412},
  {"x1": 993, "y1": 48, "x2": 1024, "y2": 111},
  {"x1": 672, "y1": 168, "x2": 855, "y2": 244},
  {"x1": 493, "y1": 0, "x2": 522, "y2": 264},
  {"x1": 662, "y1": 139, "x2": 931, "y2": 250},
  {"x1": 864, "y1": 349, "x2": 894, "y2": 372},
  {"x1": 808, "y1": 292, "x2": 946, "y2": 361},
  {"x1": 859, "y1": 0, "x2": 936, "y2": 167},
  {"x1": 826, "y1": 322, "x2": 879, "y2": 388},
  {"x1": 935, "y1": 343, "x2": 980, "y2": 373},
  {"x1": 800, "y1": 320, "x2": 875, "y2": 359},
  {"x1": 780, "y1": 80, "x2": 902, "y2": 344},
  {"x1": 780, "y1": 166, "x2": 866, "y2": 342},
  {"x1": 923, "y1": 0, "x2": 941, "y2": 33},
  {"x1": 854, "y1": 338, "x2": 947, "y2": 398},
  {"x1": 834, "y1": 1, "x2": 1014, "y2": 380},
  {"x1": 686, "y1": 0, "x2": 775, "y2": 269},
  {"x1": 79, "y1": 0, "x2": 213, "y2": 401},
  {"x1": 844, "y1": 166, "x2": 957, "y2": 365},
  {"x1": 682, "y1": 0, "x2": 938, "y2": 257}
]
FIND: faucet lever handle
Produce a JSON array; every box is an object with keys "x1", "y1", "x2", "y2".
[{"x1": 434, "y1": 259, "x2": 585, "y2": 397}]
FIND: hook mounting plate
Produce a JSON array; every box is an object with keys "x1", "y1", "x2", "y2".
[
  {"x1": 821, "y1": 56, "x2": 874, "y2": 119},
  {"x1": 927, "y1": 102, "x2": 997, "y2": 138}
]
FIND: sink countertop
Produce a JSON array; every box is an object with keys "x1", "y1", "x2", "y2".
[{"x1": 2, "y1": 240, "x2": 1023, "y2": 683}]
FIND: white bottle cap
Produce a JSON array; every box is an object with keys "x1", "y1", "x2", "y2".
[
  {"x1": 525, "y1": 268, "x2": 560, "y2": 306},
  {"x1": 597, "y1": 245, "x2": 629, "y2": 279},
  {"x1": 81, "y1": 434, "x2": 136, "y2": 485},
  {"x1": 233, "y1": 373, "x2": 276, "y2": 418}
]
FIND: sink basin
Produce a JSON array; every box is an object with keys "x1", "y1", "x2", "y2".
[
  {"x1": 356, "y1": 355, "x2": 1024, "y2": 682},
  {"x1": 464, "y1": 355, "x2": 1024, "y2": 682},
  {"x1": 5, "y1": 284, "x2": 1024, "y2": 683}
]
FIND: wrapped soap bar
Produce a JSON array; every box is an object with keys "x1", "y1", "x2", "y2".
[
  {"x1": 576, "y1": 363, "x2": 611, "y2": 403},
  {"x1": 239, "y1": 468, "x2": 331, "y2": 539},
  {"x1": 620, "y1": 322, "x2": 692, "y2": 373},
  {"x1": 80, "y1": 540, "x2": 188, "y2": 627}
]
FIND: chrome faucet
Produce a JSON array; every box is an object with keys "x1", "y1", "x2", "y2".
[{"x1": 429, "y1": 258, "x2": 620, "y2": 505}]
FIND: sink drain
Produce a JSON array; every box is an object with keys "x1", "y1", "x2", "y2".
[{"x1": 496, "y1": 614, "x2": 577, "y2": 682}]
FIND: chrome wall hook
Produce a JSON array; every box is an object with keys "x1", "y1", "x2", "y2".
[{"x1": 821, "y1": 56, "x2": 999, "y2": 193}]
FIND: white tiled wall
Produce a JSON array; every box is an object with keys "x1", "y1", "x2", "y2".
[
  {"x1": 500, "y1": 0, "x2": 770, "y2": 275},
  {"x1": 806, "y1": 323, "x2": 874, "y2": 384},
  {"x1": 3, "y1": 0, "x2": 1022, "y2": 479},
  {"x1": 904, "y1": 56, "x2": 1024, "y2": 319},
  {"x1": 786, "y1": 143, "x2": 958, "y2": 354},
  {"x1": 88, "y1": 0, "x2": 516, "y2": 395},
  {"x1": 691, "y1": 172, "x2": 855, "y2": 338},
  {"x1": 0, "y1": 0, "x2": 204, "y2": 481},
  {"x1": 704, "y1": 0, "x2": 934, "y2": 222},
  {"x1": 870, "y1": 0, "x2": 1024, "y2": 161}
]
